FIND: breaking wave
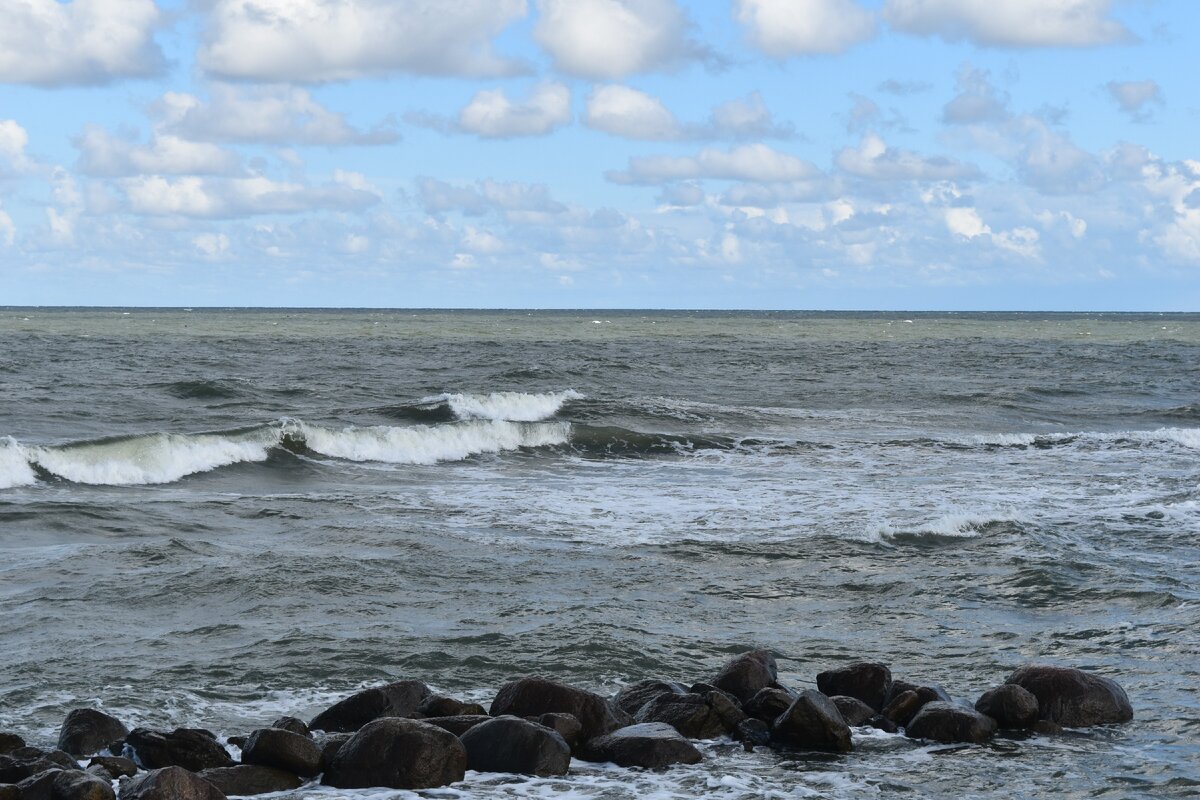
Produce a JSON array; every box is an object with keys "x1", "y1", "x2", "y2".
[
  {"x1": 379, "y1": 390, "x2": 583, "y2": 423},
  {"x1": 285, "y1": 419, "x2": 571, "y2": 465}
]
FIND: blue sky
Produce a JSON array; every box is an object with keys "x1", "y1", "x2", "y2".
[{"x1": 0, "y1": 0, "x2": 1198, "y2": 309}]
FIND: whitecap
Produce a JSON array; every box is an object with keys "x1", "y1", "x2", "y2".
[
  {"x1": 292, "y1": 419, "x2": 571, "y2": 465},
  {"x1": 436, "y1": 390, "x2": 583, "y2": 422},
  {"x1": 0, "y1": 437, "x2": 36, "y2": 489}
]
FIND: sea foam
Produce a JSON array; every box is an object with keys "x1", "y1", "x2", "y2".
[
  {"x1": 0, "y1": 437, "x2": 36, "y2": 489},
  {"x1": 437, "y1": 390, "x2": 583, "y2": 422},
  {"x1": 289, "y1": 419, "x2": 572, "y2": 464}
]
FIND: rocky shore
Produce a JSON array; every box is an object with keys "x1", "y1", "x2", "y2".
[{"x1": 0, "y1": 653, "x2": 1133, "y2": 799}]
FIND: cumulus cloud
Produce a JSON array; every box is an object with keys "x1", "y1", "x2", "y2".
[
  {"x1": 944, "y1": 206, "x2": 1040, "y2": 258},
  {"x1": 734, "y1": 0, "x2": 876, "y2": 56},
  {"x1": 1106, "y1": 80, "x2": 1163, "y2": 122},
  {"x1": 74, "y1": 127, "x2": 242, "y2": 177},
  {"x1": 943, "y1": 65, "x2": 1010, "y2": 124},
  {"x1": 118, "y1": 171, "x2": 381, "y2": 218},
  {"x1": 884, "y1": 0, "x2": 1132, "y2": 48},
  {"x1": 0, "y1": 120, "x2": 32, "y2": 173},
  {"x1": 608, "y1": 144, "x2": 820, "y2": 184},
  {"x1": 0, "y1": 206, "x2": 13, "y2": 246},
  {"x1": 153, "y1": 85, "x2": 399, "y2": 146},
  {"x1": 199, "y1": 0, "x2": 528, "y2": 82},
  {"x1": 585, "y1": 87, "x2": 793, "y2": 141},
  {"x1": 534, "y1": 0, "x2": 709, "y2": 79},
  {"x1": 416, "y1": 177, "x2": 567, "y2": 217},
  {"x1": 837, "y1": 133, "x2": 981, "y2": 181},
  {"x1": 458, "y1": 83, "x2": 572, "y2": 138},
  {"x1": 0, "y1": 0, "x2": 164, "y2": 86},
  {"x1": 1014, "y1": 118, "x2": 1105, "y2": 195}
]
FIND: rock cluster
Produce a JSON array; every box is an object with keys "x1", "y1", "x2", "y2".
[{"x1": 0, "y1": 657, "x2": 1133, "y2": 797}]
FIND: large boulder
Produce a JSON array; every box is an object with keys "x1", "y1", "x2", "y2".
[
  {"x1": 17, "y1": 769, "x2": 114, "y2": 800},
  {"x1": 322, "y1": 718, "x2": 466, "y2": 790},
  {"x1": 459, "y1": 716, "x2": 570, "y2": 776},
  {"x1": 0, "y1": 749, "x2": 80, "y2": 784},
  {"x1": 118, "y1": 766, "x2": 226, "y2": 800},
  {"x1": 975, "y1": 685, "x2": 1039, "y2": 729},
  {"x1": 314, "y1": 733, "x2": 352, "y2": 773},
  {"x1": 0, "y1": 734, "x2": 23, "y2": 755},
  {"x1": 309, "y1": 680, "x2": 431, "y2": 733},
  {"x1": 579, "y1": 723, "x2": 702, "y2": 769},
  {"x1": 125, "y1": 729, "x2": 234, "y2": 772},
  {"x1": 635, "y1": 693, "x2": 726, "y2": 739},
  {"x1": 240, "y1": 728, "x2": 321, "y2": 777},
  {"x1": 419, "y1": 716, "x2": 491, "y2": 737},
  {"x1": 711, "y1": 650, "x2": 777, "y2": 703},
  {"x1": 1005, "y1": 665, "x2": 1132, "y2": 727},
  {"x1": 830, "y1": 696, "x2": 875, "y2": 726},
  {"x1": 881, "y1": 691, "x2": 924, "y2": 727},
  {"x1": 884, "y1": 679, "x2": 950, "y2": 709},
  {"x1": 490, "y1": 677, "x2": 628, "y2": 740},
  {"x1": 905, "y1": 702, "x2": 997, "y2": 744},
  {"x1": 197, "y1": 765, "x2": 303, "y2": 796},
  {"x1": 270, "y1": 717, "x2": 310, "y2": 737},
  {"x1": 417, "y1": 696, "x2": 487, "y2": 718},
  {"x1": 771, "y1": 690, "x2": 852, "y2": 753},
  {"x1": 529, "y1": 714, "x2": 583, "y2": 751},
  {"x1": 58, "y1": 710, "x2": 129, "y2": 758},
  {"x1": 816, "y1": 662, "x2": 892, "y2": 712},
  {"x1": 613, "y1": 681, "x2": 686, "y2": 716},
  {"x1": 743, "y1": 688, "x2": 795, "y2": 723}
]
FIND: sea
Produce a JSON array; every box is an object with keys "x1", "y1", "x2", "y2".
[{"x1": 1, "y1": 308, "x2": 1197, "y2": 799}]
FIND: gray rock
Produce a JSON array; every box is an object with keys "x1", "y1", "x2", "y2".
[
  {"x1": 772, "y1": 690, "x2": 853, "y2": 753},
  {"x1": 975, "y1": 684, "x2": 1039, "y2": 729},
  {"x1": 197, "y1": 765, "x2": 303, "y2": 796},
  {"x1": 309, "y1": 680, "x2": 431, "y2": 733},
  {"x1": 417, "y1": 696, "x2": 487, "y2": 718},
  {"x1": 1005, "y1": 665, "x2": 1132, "y2": 727},
  {"x1": 58, "y1": 710, "x2": 129, "y2": 758},
  {"x1": 830, "y1": 695, "x2": 875, "y2": 726},
  {"x1": 419, "y1": 715, "x2": 492, "y2": 737},
  {"x1": 905, "y1": 701, "x2": 997, "y2": 744},
  {"x1": 124, "y1": 729, "x2": 234, "y2": 772},
  {"x1": 529, "y1": 714, "x2": 583, "y2": 750},
  {"x1": 490, "y1": 677, "x2": 629, "y2": 740},
  {"x1": 17, "y1": 769, "x2": 114, "y2": 800},
  {"x1": 240, "y1": 728, "x2": 321, "y2": 778},
  {"x1": 712, "y1": 650, "x2": 778, "y2": 703},
  {"x1": 816, "y1": 662, "x2": 892, "y2": 712},
  {"x1": 314, "y1": 733, "x2": 352, "y2": 773},
  {"x1": 613, "y1": 681, "x2": 687, "y2": 716},
  {"x1": 270, "y1": 717, "x2": 310, "y2": 737},
  {"x1": 459, "y1": 716, "x2": 570, "y2": 776},
  {"x1": 118, "y1": 766, "x2": 226, "y2": 800},
  {"x1": 322, "y1": 718, "x2": 466, "y2": 790},
  {"x1": 635, "y1": 693, "x2": 725, "y2": 739},
  {"x1": 743, "y1": 688, "x2": 795, "y2": 723},
  {"x1": 87, "y1": 757, "x2": 137, "y2": 779},
  {"x1": 579, "y1": 722, "x2": 703, "y2": 769}
]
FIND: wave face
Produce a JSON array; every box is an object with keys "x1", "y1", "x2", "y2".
[
  {"x1": 0, "y1": 437, "x2": 36, "y2": 489},
  {"x1": 288, "y1": 419, "x2": 572, "y2": 465}
]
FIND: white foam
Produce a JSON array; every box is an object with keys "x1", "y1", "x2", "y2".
[
  {"x1": 29, "y1": 429, "x2": 278, "y2": 486},
  {"x1": 438, "y1": 390, "x2": 583, "y2": 422},
  {"x1": 0, "y1": 436, "x2": 36, "y2": 489},
  {"x1": 294, "y1": 419, "x2": 571, "y2": 464}
]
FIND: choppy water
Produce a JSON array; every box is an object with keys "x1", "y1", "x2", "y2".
[{"x1": 1, "y1": 309, "x2": 1198, "y2": 798}]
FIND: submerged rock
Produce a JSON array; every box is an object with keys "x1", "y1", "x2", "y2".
[
  {"x1": 830, "y1": 696, "x2": 875, "y2": 726},
  {"x1": 975, "y1": 684, "x2": 1039, "y2": 729},
  {"x1": 309, "y1": 680, "x2": 431, "y2": 733},
  {"x1": 459, "y1": 716, "x2": 570, "y2": 776},
  {"x1": 322, "y1": 718, "x2": 466, "y2": 790},
  {"x1": 711, "y1": 650, "x2": 778, "y2": 703},
  {"x1": 771, "y1": 690, "x2": 852, "y2": 753},
  {"x1": 124, "y1": 729, "x2": 234, "y2": 772},
  {"x1": 905, "y1": 702, "x2": 997, "y2": 744},
  {"x1": 1005, "y1": 665, "x2": 1132, "y2": 727},
  {"x1": 579, "y1": 722, "x2": 703, "y2": 769},
  {"x1": 240, "y1": 728, "x2": 321, "y2": 778},
  {"x1": 816, "y1": 662, "x2": 892, "y2": 712},
  {"x1": 490, "y1": 677, "x2": 629, "y2": 740},
  {"x1": 197, "y1": 765, "x2": 303, "y2": 796},
  {"x1": 58, "y1": 710, "x2": 129, "y2": 758},
  {"x1": 118, "y1": 766, "x2": 226, "y2": 800}
]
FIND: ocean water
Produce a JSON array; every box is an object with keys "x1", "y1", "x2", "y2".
[{"x1": 1, "y1": 308, "x2": 1198, "y2": 798}]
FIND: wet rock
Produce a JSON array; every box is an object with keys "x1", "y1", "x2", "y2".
[
  {"x1": 905, "y1": 701, "x2": 997, "y2": 744},
  {"x1": 240, "y1": 728, "x2": 321, "y2": 778},
  {"x1": 635, "y1": 693, "x2": 726, "y2": 739},
  {"x1": 613, "y1": 680, "x2": 686, "y2": 716},
  {"x1": 86, "y1": 765, "x2": 115, "y2": 782},
  {"x1": 711, "y1": 650, "x2": 778, "y2": 703},
  {"x1": 18, "y1": 769, "x2": 115, "y2": 800},
  {"x1": 459, "y1": 716, "x2": 570, "y2": 776},
  {"x1": 975, "y1": 685, "x2": 1039, "y2": 729},
  {"x1": 743, "y1": 688, "x2": 796, "y2": 724},
  {"x1": 771, "y1": 690, "x2": 853, "y2": 753},
  {"x1": 0, "y1": 749, "x2": 80, "y2": 784},
  {"x1": 1031, "y1": 720, "x2": 1064, "y2": 735},
  {"x1": 0, "y1": 735, "x2": 24, "y2": 756},
  {"x1": 124, "y1": 728, "x2": 235, "y2": 772},
  {"x1": 0, "y1": 784, "x2": 17, "y2": 800},
  {"x1": 322, "y1": 718, "x2": 466, "y2": 790},
  {"x1": 197, "y1": 765, "x2": 303, "y2": 796},
  {"x1": 830, "y1": 696, "x2": 875, "y2": 726},
  {"x1": 579, "y1": 722, "x2": 703, "y2": 769},
  {"x1": 419, "y1": 716, "x2": 491, "y2": 737},
  {"x1": 417, "y1": 696, "x2": 487, "y2": 718},
  {"x1": 868, "y1": 715, "x2": 898, "y2": 733},
  {"x1": 734, "y1": 718, "x2": 771, "y2": 750},
  {"x1": 58, "y1": 710, "x2": 129, "y2": 758},
  {"x1": 884, "y1": 679, "x2": 950, "y2": 709},
  {"x1": 315, "y1": 733, "x2": 352, "y2": 773},
  {"x1": 118, "y1": 766, "x2": 226, "y2": 800},
  {"x1": 224, "y1": 737, "x2": 245, "y2": 750},
  {"x1": 490, "y1": 677, "x2": 629, "y2": 740},
  {"x1": 309, "y1": 680, "x2": 431, "y2": 733},
  {"x1": 816, "y1": 662, "x2": 892, "y2": 712},
  {"x1": 705, "y1": 690, "x2": 748, "y2": 733},
  {"x1": 270, "y1": 717, "x2": 310, "y2": 737},
  {"x1": 530, "y1": 714, "x2": 583, "y2": 750},
  {"x1": 1005, "y1": 665, "x2": 1133, "y2": 727},
  {"x1": 87, "y1": 757, "x2": 137, "y2": 779},
  {"x1": 882, "y1": 690, "x2": 924, "y2": 727}
]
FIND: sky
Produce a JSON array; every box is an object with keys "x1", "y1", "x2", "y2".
[{"x1": 0, "y1": 0, "x2": 1198, "y2": 310}]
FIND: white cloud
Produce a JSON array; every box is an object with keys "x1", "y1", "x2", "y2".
[
  {"x1": 0, "y1": 0, "x2": 163, "y2": 86},
  {"x1": 0, "y1": 206, "x2": 14, "y2": 246},
  {"x1": 0, "y1": 120, "x2": 31, "y2": 173},
  {"x1": 199, "y1": 0, "x2": 528, "y2": 82},
  {"x1": 734, "y1": 0, "x2": 876, "y2": 56},
  {"x1": 459, "y1": 83, "x2": 572, "y2": 138},
  {"x1": 534, "y1": 0, "x2": 705, "y2": 79},
  {"x1": 585, "y1": 85, "x2": 681, "y2": 140},
  {"x1": 884, "y1": 0, "x2": 1131, "y2": 48},
  {"x1": 1015, "y1": 118, "x2": 1105, "y2": 195},
  {"x1": 837, "y1": 133, "x2": 981, "y2": 181},
  {"x1": 1106, "y1": 80, "x2": 1163, "y2": 122},
  {"x1": 707, "y1": 93, "x2": 794, "y2": 139},
  {"x1": 75, "y1": 127, "x2": 242, "y2": 177},
  {"x1": 119, "y1": 174, "x2": 381, "y2": 218},
  {"x1": 944, "y1": 206, "x2": 1040, "y2": 258},
  {"x1": 154, "y1": 86, "x2": 399, "y2": 146},
  {"x1": 193, "y1": 232, "x2": 230, "y2": 257},
  {"x1": 609, "y1": 144, "x2": 820, "y2": 184},
  {"x1": 943, "y1": 65, "x2": 1010, "y2": 124},
  {"x1": 416, "y1": 178, "x2": 567, "y2": 217}
]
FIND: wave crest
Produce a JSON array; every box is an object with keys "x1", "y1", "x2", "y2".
[
  {"x1": 0, "y1": 437, "x2": 37, "y2": 489},
  {"x1": 289, "y1": 419, "x2": 571, "y2": 464}
]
